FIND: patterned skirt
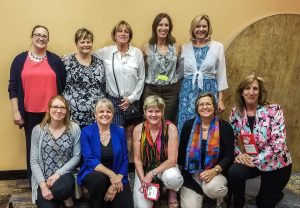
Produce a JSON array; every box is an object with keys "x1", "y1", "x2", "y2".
[
  {"x1": 107, "y1": 94, "x2": 124, "y2": 126},
  {"x1": 177, "y1": 78, "x2": 218, "y2": 137}
]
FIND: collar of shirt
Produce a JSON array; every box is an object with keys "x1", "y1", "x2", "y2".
[{"x1": 112, "y1": 44, "x2": 135, "y2": 57}]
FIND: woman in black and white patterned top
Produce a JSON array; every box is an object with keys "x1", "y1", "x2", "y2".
[
  {"x1": 63, "y1": 28, "x2": 106, "y2": 128},
  {"x1": 31, "y1": 95, "x2": 81, "y2": 208}
]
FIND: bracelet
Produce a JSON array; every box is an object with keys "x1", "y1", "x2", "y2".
[
  {"x1": 213, "y1": 167, "x2": 220, "y2": 174},
  {"x1": 151, "y1": 169, "x2": 157, "y2": 176}
]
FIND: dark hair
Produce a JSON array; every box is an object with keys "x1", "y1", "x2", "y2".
[
  {"x1": 149, "y1": 13, "x2": 176, "y2": 45},
  {"x1": 74, "y1": 28, "x2": 94, "y2": 44},
  {"x1": 194, "y1": 92, "x2": 217, "y2": 115},
  {"x1": 236, "y1": 74, "x2": 269, "y2": 114},
  {"x1": 31, "y1": 25, "x2": 49, "y2": 39},
  {"x1": 111, "y1": 20, "x2": 133, "y2": 43}
]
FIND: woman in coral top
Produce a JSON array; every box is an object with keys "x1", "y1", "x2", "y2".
[{"x1": 8, "y1": 25, "x2": 66, "y2": 181}]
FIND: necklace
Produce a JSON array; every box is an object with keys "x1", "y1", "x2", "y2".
[
  {"x1": 29, "y1": 51, "x2": 46, "y2": 61},
  {"x1": 99, "y1": 129, "x2": 111, "y2": 142},
  {"x1": 201, "y1": 126, "x2": 209, "y2": 131}
]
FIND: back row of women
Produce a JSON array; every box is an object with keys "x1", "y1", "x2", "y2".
[{"x1": 8, "y1": 12, "x2": 292, "y2": 208}]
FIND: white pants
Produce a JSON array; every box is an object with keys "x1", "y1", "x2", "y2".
[
  {"x1": 133, "y1": 166, "x2": 184, "y2": 208},
  {"x1": 180, "y1": 174, "x2": 228, "y2": 208}
]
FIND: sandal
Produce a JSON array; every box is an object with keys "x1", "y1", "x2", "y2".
[{"x1": 168, "y1": 190, "x2": 179, "y2": 208}]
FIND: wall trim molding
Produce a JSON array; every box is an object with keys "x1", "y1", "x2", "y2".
[{"x1": 0, "y1": 170, "x2": 27, "y2": 180}]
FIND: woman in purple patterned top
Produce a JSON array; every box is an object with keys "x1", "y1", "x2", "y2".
[{"x1": 228, "y1": 74, "x2": 292, "y2": 208}]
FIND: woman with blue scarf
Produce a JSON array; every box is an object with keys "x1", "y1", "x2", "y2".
[{"x1": 178, "y1": 93, "x2": 234, "y2": 208}]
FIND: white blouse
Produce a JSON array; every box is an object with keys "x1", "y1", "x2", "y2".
[{"x1": 94, "y1": 45, "x2": 145, "y2": 103}]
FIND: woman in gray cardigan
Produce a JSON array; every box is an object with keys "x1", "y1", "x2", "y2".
[{"x1": 30, "y1": 95, "x2": 80, "y2": 208}]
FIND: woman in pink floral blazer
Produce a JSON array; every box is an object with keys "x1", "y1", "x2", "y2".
[{"x1": 227, "y1": 74, "x2": 292, "y2": 208}]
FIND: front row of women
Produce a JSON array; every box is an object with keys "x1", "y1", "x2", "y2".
[{"x1": 30, "y1": 74, "x2": 292, "y2": 208}]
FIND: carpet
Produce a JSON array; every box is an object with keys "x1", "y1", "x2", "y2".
[{"x1": 1, "y1": 173, "x2": 300, "y2": 208}]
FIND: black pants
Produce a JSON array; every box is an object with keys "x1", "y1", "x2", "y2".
[
  {"x1": 84, "y1": 170, "x2": 133, "y2": 208},
  {"x1": 36, "y1": 173, "x2": 74, "y2": 208},
  {"x1": 228, "y1": 163, "x2": 292, "y2": 208},
  {"x1": 24, "y1": 112, "x2": 45, "y2": 182},
  {"x1": 143, "y1": 83, "x2": 179, "y2": 123}
]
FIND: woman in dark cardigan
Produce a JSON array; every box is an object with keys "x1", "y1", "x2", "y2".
[
  {"x1": 178, "y1": 92, "x2": 234, "y2": 208},
  {"x1": 8, "y1": 25, "x2": 66, "y2": 181}
]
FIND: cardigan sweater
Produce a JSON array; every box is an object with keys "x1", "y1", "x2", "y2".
[
  {"x1": 77, "y1": 122, "x2": 129, "y2": 185},
  {"x1": 30, "y1": 122, "x2": 81, "y2": 203},
  {"x1": 8, "y1": 51, "x2": 66, "y2": 118},
  {"x1": 180, "y1": 41, "x2": 228, "y2": 91},
  {"x1": 178, "y1": 118, "x2": 234, "y2": 194}
]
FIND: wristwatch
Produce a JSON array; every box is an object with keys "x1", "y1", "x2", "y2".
[
  {"x1": 151, "y1": 169, "x2": 157, "y2": 176},
  {"x1": 213, "y1": 167, "x2": 220, "y2": 174}
]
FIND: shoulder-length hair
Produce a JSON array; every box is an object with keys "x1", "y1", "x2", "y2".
[
  {"x1": 40, "y1": 95, "x2": 71, "y2": 129},
  {"x1": 189, "y1": 14, "x2": 212, "y2": 41},
  {"x1": 149, "y1": 13, "x2": 176, "y2": 45},
  {"x1": 235, "y1": 74, "x2": 269, "y2": 114}
]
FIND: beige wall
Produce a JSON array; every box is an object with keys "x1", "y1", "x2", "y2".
[{"x1": 1, "y1": 0, "x2": 300, "y2": 170}]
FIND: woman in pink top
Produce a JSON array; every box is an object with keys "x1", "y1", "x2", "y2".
[{"x1": 8, "y1": 25, "x2": 66, "y2": 182}]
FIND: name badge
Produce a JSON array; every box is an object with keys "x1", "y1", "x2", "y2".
[
  {"x1": 143, "y1": 183, "x2": 160, "y2": 201},
  {"x1": 157, "y1": 74, "x2": 169, "y2": 81},
  {"x1": 240, "y1": 134, "x2": 258, "y2": 155}
]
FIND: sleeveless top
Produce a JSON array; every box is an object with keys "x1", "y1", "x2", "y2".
[
  {"x1": 145, "y1": 44, "x2": 178, "y2": 85},
  {"x1": 140, "y1": 120, "x2": 171, "y2": 172}
]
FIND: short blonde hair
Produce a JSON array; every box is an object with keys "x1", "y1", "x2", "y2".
[
  {"x1": 94, "y1": 98, "x2": 114, "y2": 115},
  {"x1": 74, "y1": 28, "x2": 93, "y2": 44},
  {"x1": 189, "y1": 14, "x2": 212, "y2": 41},
  {"x1": 143, "y1": 95, "x2": 165, "y2": 113},
  {"x1": 111, "y1": 20, "x2": 133, "y2": 43},
  {"x1": 236, "y1": 74, "x2": 269, "y2": 114}
]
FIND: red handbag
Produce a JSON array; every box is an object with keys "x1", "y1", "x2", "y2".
[{"x1": 143, "y1": 183, "x2": 160, "y2": 201}]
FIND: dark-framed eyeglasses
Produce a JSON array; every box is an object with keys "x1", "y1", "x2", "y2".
[{"x1": 33, "y1": 33, "x2": 48, "y2": 40}]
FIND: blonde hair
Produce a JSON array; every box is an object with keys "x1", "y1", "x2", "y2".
[
  {"x1": 111, "y1": 20, "x2": 133, "y2": 43},
  {"x1": 40, "y1": 95, "x2": 71, "y2": 128},
  {"x1": 143, "y1": 95, "x2": 165, "y2": 113},
  {"x1": 236, "y1": 74, "x2": 269, "y2": 114},
  {"x1": 74, "y1": 28, "x2": 93, "y2": 43},
  {"x1": 94, "y1": 98, "x2": 114, "y2": 115},
  {"x1": 189, "y1": 14, "x2": 212, "y2": 41}
]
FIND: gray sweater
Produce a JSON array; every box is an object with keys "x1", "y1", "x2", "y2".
[{"x1": 30, "y1": 122, "x2": 81, "y2": 203}]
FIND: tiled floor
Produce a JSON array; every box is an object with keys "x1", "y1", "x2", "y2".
[{"x1": 1, "y1": 173, "x2": 300, "y2": 208}]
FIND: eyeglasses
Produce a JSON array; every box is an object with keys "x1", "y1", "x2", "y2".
[
  {"x1": 50, "y1": 105, "x2": 66, "y2": 111},
  {"x1": 33, "y1": 33, "x2": 48, "y2": 40}
]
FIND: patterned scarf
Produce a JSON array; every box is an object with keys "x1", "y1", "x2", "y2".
[
  {"x1": 140, "y1": 120, "x2": 170, "y2": 173},
  {"x1": 185, "y1": 115, "x2": 220, "y2": 173}
]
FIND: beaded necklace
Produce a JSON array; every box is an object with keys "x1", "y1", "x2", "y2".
[{"x1": 29, "y1": 51, "x2": 46, "y2": 62}]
